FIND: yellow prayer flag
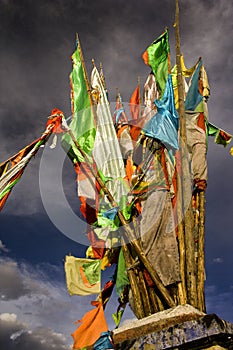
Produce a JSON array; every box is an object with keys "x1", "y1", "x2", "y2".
[{"x1": 64, "y1": 256, "x2": 101, "y2": 296}]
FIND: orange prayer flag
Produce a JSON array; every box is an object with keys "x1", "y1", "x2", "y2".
[
  {"x1": 72, "y1": 301, "x2": 108, "y2": 350},
  {"x1": 129, "y1": 85, "x2": 140, "y2": 120}
]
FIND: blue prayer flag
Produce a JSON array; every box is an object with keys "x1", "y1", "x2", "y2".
[{"x1": 143, "y1": 74, "x2": 179, "y2": 150}]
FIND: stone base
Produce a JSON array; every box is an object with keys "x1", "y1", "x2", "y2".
[{"x1": 112, "y1": 305, "x2": 233, "y2": 349}]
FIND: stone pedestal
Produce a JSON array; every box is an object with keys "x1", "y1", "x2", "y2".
[{"x1": 112, "y1": 305, "x2": 233, "y2": 349}]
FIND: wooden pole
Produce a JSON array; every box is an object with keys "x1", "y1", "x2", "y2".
[
  {"x1": 121, "y1": 237, "x2": 145, "y2": 319},
  {"x1": 175, "y1": 0, "x2": 197, "y2": 307},
  {"x1": 132, "y1": 216, "x2": 153, "y2": 316},
  {"x1": 176, "y1": 169, "x2": 187, "y2": 304},
  {"x1": 197, "y1": 190, "x2": 206, "y2": 312}
]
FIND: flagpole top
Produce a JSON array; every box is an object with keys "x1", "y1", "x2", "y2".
[{"x1": 92, "y1": 58, "x2": 96, "y2": 68}]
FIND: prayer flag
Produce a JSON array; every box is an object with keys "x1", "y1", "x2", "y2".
[
  {"x1": 112, "y1": 309, "x2": 124, "y2": 328},
  {"x1": 142, "y1": 29, "x2": 170, "y2": 96},
  {"x1": 113, "y1": 92, "x2": 128, "y2": 125},
  {"x1": 129, "y1": 85, "x2": 140, "y2": 120},
  {"x1": 116, "y1": 248, "x2": 129, "y2": 300},
  {"x1": 185, "y1": 60, "x2": 203, "y2": 111},
  {"x1": 171, "y1": 55, "x2": 197, "y2": 109},
  {"x1": 207, "y1": 122, "x2": 232, "y2": 147},
  {"x1": 143, "y1": 72, "x2": 160, "y2": 111},
  {"x1": 0, "y1": 140, "x2": 39, "y2": 211},
  {"x1": 61, "y1": 38, "x2": 96, "y2": 163},
  {"x1": 142, "y1": 74, "x2": 179, "y2": 150},
  {"x1": 0, "y1": 117, "x2": 60, "y2": 211},
  {"x1": 90, "y1": 67, "x2": 130, "y2": 229},
  {"x1": 184, "y1": 58, "x2": 210, "y2": 112},
  {"x1": 64, "y1": 256, "x2": 101, "y2": 296},
  {"x1": 93, "y1": 331, "x2": 114, "y2": 349},
  {"x1": 72, "y1": 301, "x2": 108, "y2": 350}
]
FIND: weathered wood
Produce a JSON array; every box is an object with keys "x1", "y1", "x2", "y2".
[
  {"x1": 175, "y1": 0, "x2": 197, "y2": 308},
  {"x1": 176, "y1": 171, "x2": 187, "y2": 304},
  {"x1": 184, "y1": 202, "x2": 197, "y2": 307},
  {"x1": 131, "y1": 217, "x2": 153, "y2": 316},
  {"x1": 148, "y1": 287, "x2": 160, "y2": 313},
  {"x1": 194, "y1": 191, "x2": 200, "y2": 265},
  {"x1": 197, "y1": 191, "x2": 206, "y2": 312},
  {"x1": 121, "y1": 238, "x2": 145, "y2": 319},
  {"x1": 138, "y1": 270, "x2": 153, "y2": 316}
]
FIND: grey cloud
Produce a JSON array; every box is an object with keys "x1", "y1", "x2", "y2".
[
  {"x1": 0, "y1": 313, "x2": 69, "y2": 350},
  {"x1": 212, "y1": 257, "x2": 223, "y2": 264},
  {"x1": 0, "y1": 257, "x2": 60, "y2": 301},
  {"x1": 0, "y1": 259, "x2": 30, "y2": 300},
  {"x1": 0, "y1": 257, "x2": 93, "y2": 338}
]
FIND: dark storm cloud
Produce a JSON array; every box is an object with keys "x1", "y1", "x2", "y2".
[
  {"x1": 0, "y1": 257, "x2": 61, "y2": 301},
  {"x1": 0, "y1": 258, "x2": 30, "y2": 300},
  {"x1": 0, "y1": 313, "x2": 69, "y2": 350},
  {"x1": 0, "y1": 256, "x2": 94, "y2": 339},
  {"x1": 0, "y1": 0, "x2": 233, "y2": 342}
]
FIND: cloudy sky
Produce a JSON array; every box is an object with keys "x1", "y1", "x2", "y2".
[{"x1": 1, "y1": 0, "x2": 233, "y2": 348}]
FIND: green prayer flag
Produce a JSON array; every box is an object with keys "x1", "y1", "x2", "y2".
[
  {"x1": 112, "y1": 309, "x2": 124, "y2": 328},
  {"x1": 207, "y1": 122, "x2": 232, "y2": 147},
  {"x1": 61, "y1": 40, "x2": 96, "y2": 162},
  {"x1": 116, "y1": 249, "x2": 129, "y2": 299},
  {"x1": 142, "y1": 29, "x2": 170, "y2": 96}
]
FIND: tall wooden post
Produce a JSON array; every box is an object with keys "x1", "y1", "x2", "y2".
[
  {"x1": 175, "y1": 0, "x2": 197, "y2": 308},
  {"x1": 197, "y1": 191, "x2": 206, "y2": 312}
]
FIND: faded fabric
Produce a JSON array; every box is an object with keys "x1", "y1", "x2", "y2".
[
  {"x1": 0, "y1": 122, "x2": 55, "y2": 211},
  {"x1": 91, "y1": 67, "x2": 129, "y2": 228},
  {"x1": 140, "y1": 189, "x2": 180, "y2": 286},
  {"x1": 117, "y1": 125, "x2": 134, "y2": 159},
  {"x1": 143, "y1": 73, "x2": 160, "y2": 110},
  {"x1": 184, "y1": 59, "x2": 210, "y2": 188},
  {"x1": 186, "y1": 111, "x2": 207, "y2": 182}
]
